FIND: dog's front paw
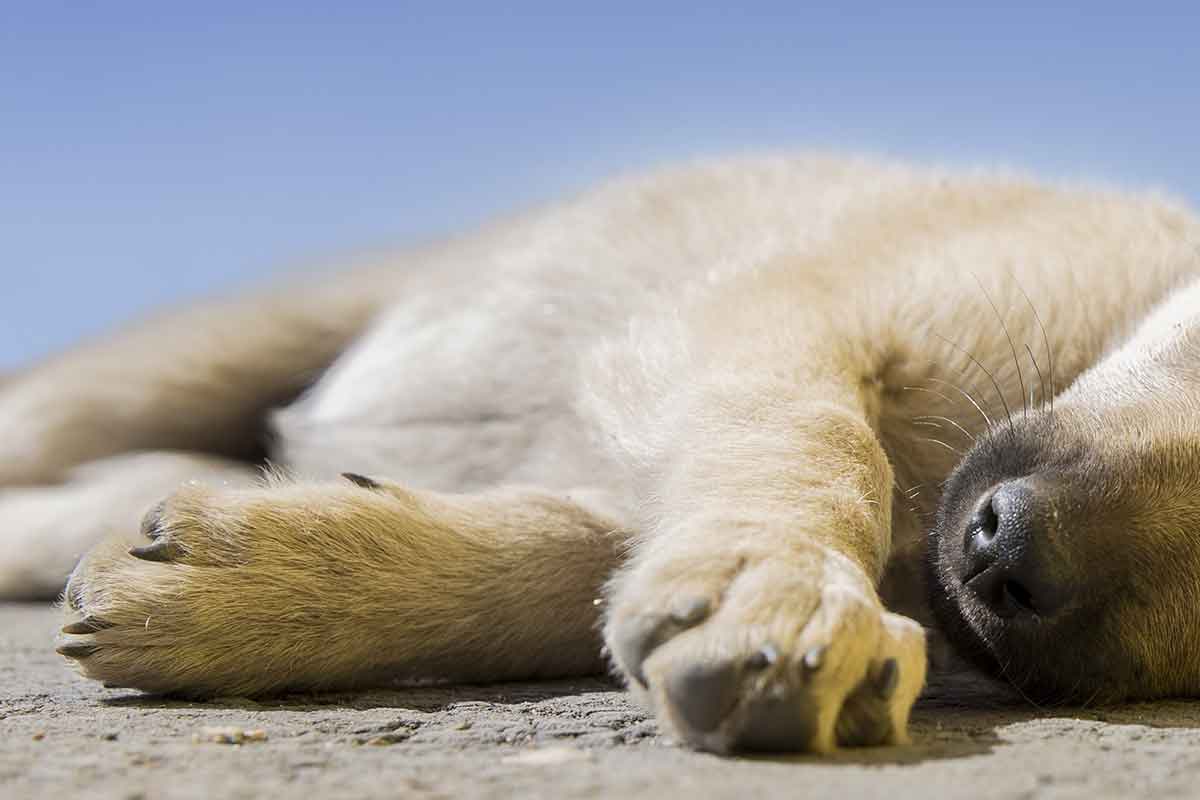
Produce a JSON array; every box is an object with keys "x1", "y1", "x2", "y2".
[
  {"x1": 605, "y1": 535, "x2": 926, "y2": 753},
  {"x1": 56, "y1": 481, "x2": 393, "y2": 696}
]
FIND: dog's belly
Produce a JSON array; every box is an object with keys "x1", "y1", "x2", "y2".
[{"x1": 268, "y1": 259, "x2": 640, "y2": 492}]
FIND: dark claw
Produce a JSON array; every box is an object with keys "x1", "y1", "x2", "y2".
[
  {"x1": 129, "y1": 539, "x2": 182, "y2": 563},
  {"x1": 745, "y1": 644, "x2": 778, "y2": 670},
  {"x1": 140, "y1": 501, "x2": 167, "y2": 539},
  {"x1": 670, "y1": 597, "x2": 711, "y2": 626},
  {"x1": 342, "y1": 473, "x2": 382, "y2": 490},
  {"x1": 874, "y1": 658, "x2": 900, "y2": 700},
  {"x1": 802, "y1": 645, "x2": 827, "y2": 673},
  {"x1": 56, "y1": 642, "x2": 98, "y2": 659},
  {"x1": 666, "y1": 659, "x2": 740, "y2": 733},
  {"x1": 62, "y1": 617, "x2": 113, "y2": 635}
]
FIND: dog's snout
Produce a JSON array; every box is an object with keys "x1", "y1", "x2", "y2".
[{"x1": 960, "y1": 481, "x2": 1067, "y2": 618}]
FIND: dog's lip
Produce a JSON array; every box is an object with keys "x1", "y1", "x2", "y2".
[
  {"x1": 952, "y1": 573, "x2": 1049, "y2": 635},
  {"x1": 936, "y1": 550, "x2": 1013, "y2": 613}
]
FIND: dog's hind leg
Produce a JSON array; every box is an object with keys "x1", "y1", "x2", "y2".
[
  {"x1": 56, "y1": 477, "x2": 628, "y2": 695},
  {"x1": 0, "y1": 452, "x2": 258, "y2": 599},
  {"x1": 0, "y1": 265, "x2": 404, "y2": 486}
]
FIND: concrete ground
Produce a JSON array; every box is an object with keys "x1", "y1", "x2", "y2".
[{"x1": 6, "y1": 604, "x2": 1200, "y2": 799}]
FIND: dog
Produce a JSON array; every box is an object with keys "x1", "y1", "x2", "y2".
[{"x1": 2, "y1": 155, "x2": 1198, "y2": 754}]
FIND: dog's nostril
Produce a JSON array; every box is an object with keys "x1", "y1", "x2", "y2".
[
  {"x1": 977, "y1": 496, "x2": 1000, "y2": 540},
  {"x1": 963, "y1": 489, "x2": 1001, "y2": 553},
  {"x1": 963, "y1": 484, "x2": 1025, "y2": 562},
  {"x1": 961, "y1": 490, "x2": 1001, "y2": 583}
]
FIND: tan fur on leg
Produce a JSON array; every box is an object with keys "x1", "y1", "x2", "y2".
[{"x1": 58, "y1": 477, "x2": 628, "y2": 695}]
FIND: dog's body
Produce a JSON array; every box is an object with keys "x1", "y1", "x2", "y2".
[{"x1": 4, "y1": 155, "x2": 1200, "y2": 753}]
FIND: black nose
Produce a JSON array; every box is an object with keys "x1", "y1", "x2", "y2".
[{"x1": 961, "y1": 481, "x2": 1067, "y2": 618}]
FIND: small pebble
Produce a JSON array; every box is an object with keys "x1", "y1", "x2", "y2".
[
  {"x1": 31, "y1": 732, "x2": 45, "y2": 742},
  {"x1": 366, "y1": 732, "x2": 412, "y2": 746},
  {"x1": 193, "y1": 726, "x2": 268, "y2": 745}
]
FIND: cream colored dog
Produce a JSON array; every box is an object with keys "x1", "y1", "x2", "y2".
[{"x1": 3, "y1": 155, "x2": 1199, "y2": 754}]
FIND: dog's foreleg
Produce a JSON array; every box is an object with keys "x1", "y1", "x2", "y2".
[
  {"x1": 57, "y1": 478, "x2": 628, "y2": 696},
  {"x1": 602, "y1": 295, "x2": 927, "y2": 753}
]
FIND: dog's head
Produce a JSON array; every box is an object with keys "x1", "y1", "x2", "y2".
[{"x1": 928, "y1": 279, "x2": 1200, "y2": 703}]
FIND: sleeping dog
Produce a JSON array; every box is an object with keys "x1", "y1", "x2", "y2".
[{"x1": 3, "y1": 155, "x2": 1198, "y2": 753}]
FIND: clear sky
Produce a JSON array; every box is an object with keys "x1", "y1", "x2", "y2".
[{"x1": 2, "y1": 3, "x2": 1197, "y2": 367}]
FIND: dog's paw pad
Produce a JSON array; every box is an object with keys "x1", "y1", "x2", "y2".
[{"x1": 664, "y1": 658, "x2": 741, "y2": 732}]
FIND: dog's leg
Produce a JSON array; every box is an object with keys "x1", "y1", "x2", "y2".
[
  {"x1": 599, "y1": 296, "x2": 927, "y2": 753},
  {"x1": 57, "y1": 478, "x2": 627, "y2": 695},
  {"x1": 0, "y1": 266, "x2": 402, "y2": 485},
  {"x1": 0, "y1": 452, "x2": 257, "y2": 599}
]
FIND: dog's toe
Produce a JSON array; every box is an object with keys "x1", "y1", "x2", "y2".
[{"x1": 611, "y1": 595, "x2": 713, "y2": 687}]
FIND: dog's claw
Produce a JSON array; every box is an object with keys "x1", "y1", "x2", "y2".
[
  {"x1": 874, "y1": 658, "x2": 900, "y2": 700},
  {"x1": 746, "y1": 644, "x2": 778, "y2": 670},
  {"x1": 802, "y1": 645, "x2": 826, "y2": 673},
  {"x1": 56, "y1": 642, "x2": 98, "y2": 659},
  {"x1": 129, "y1": 540, "x2": 181, "y2": 563},
  {"x1": 62, "y1": 617, "x2": 113, "y2": 634},
  {"x1": 342, "y1": 472, "x2": 382, "y2": 490}
]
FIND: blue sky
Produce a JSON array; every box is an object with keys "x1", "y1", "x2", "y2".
[{"x1": 2, "y1": 4, "x2": 1197, "y2": 367}]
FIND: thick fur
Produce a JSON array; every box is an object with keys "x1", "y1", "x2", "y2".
[{"x1": 4, "y1": 155, "x2": 1199, "y2": 753}]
